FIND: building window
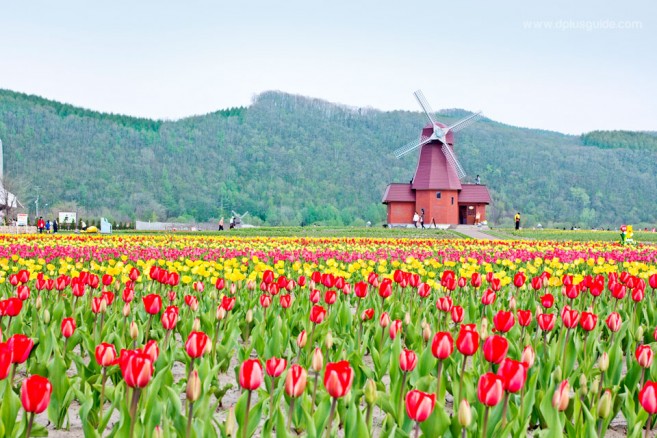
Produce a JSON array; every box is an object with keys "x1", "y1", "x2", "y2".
[
  {"x1": 451, "y1": 197, "x2": 454, "y2": 205},
  {"x1": 436, "y1": 192, "x2": 441, "y2": 199}
]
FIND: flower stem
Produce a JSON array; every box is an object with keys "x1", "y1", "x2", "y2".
[
  {"x1": 25, "y1": 412, "x2": 35, "y2": 438},
  {"x1": 414, "y1": 421, "x2": 420, "y2": 438},
  {"x1": 366, "y1": 403, "x2": 373, "y2": 433},
  {"x1": 311, "y1": 372, "x2": 319, "y2": 411},
  {"x1": 129, "y1": 388, "x2": 141, "y2": 438},
  {"x1": 287, "y1": 397, "x2": 295, "y2": 432},
  {"x1": 145, "y1": 314, "x2": 153, "y2": 342},
  {"x1": 99, "y1": 367, "x2": 107, "y2": 422},
  {"x1": 646, "y1": 414, "x2": 652, "y2": 438},
  {"x1": 399, "y1": 371, "x2": 408, "y2": 424},
  {"x1": 436, "y1": 360, "x2": 443, "y2": 396},
  {"x1": 560, "y1": 329, "x2": 570, "y2": 374},
  {"x1": 186, "y1": 401, "x2": 194, "y2": 438},
  {"x1": 501, "y1": 392, "x2": 510, "y2": 427},
  {"x1": 242, "y1": 390, "x2": 252, "y2": 438},
  {"x1": 482, "y1": 406, "x2": 490, "y2": 438},
  {"x1": 458, "y1": 355, "x2": 467, "y2": 407},
  {"x1": 324, "y1": 397, "x2": 338, "y2": 438}
]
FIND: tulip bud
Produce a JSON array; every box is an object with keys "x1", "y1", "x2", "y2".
[
  {"x1": 579, "y1": 374, "x2": 588, "y2": 396},
  {"x1": 43, "y1": 309, "x2": 51, "y2": 324},
  {"x1": 186, "y1": 370, "x2": 201, "y2": 402},
  {"x1": 225, "y1": 407, "x2": 237, "y2": 436},
  {"x1": 422, "y1": 325, "x2": 432, "y2": 343},
  {"x1": 597, "y1": 390, "x2": 612, "y2": 419},
  {"x1": 521, "y1": 345, "x2": 535, "y2": 368},
  {"x1": 480, "y1": 318, "x2": 489, "y2": 340},
  {"x1": 217, "y1": 307, "x2": 226, "y2": 321},
  {"x1": 123, "y1": 303, "x2": 131, "y2": 317},
  {"x1": 297, "y1": 330, "x2": 307, "y2": 348},
  {"x1": 599, "y1": 352, "x2": 609, "y2": 372},
  {"x1": 312, "y1": 347, "x2": 323, "y2": 373},
  {"x1": 364, "y1": 379, "x2": 377, "y2": 405},
  {"x1": 35, "y1": 295, "x2": 42, "y2": 310},
  {"x1": 204, "y1": 340, "x2": 213, "y2": 355},
  {"x1": 99, "y1": 298, "x2": 107, "y2": 313},
  {"x1": 404, "y1": 312, "x2": 411, "y2": 326},
  {"x1": 192, "y1": 318, "x2": 201, "y2": 332},
  {"x1": 246, "y1": 309, "x2": 253, "y2": 323},
  {"x1": 130, "y1": 321, "x2": 139, "y2": 340},
  {"x1": 590, "y1": 377, "x2": 599, "y2": 396},
  {"x1": 325, "y1": 331, "x2": 333, "y2": 350},
  {"x1": 458, "y1": 399, "x2": 472, "y2": 427},
  {"x1": 637, "y1": 326, "x2": 644, "y2": 340},
  {"x1": 552, "y1": 380, "x2": 570, "y2": 411},
  {"x1": 153, "y1": 426, "x2": 164, "y2": 438},
  {"x1": 509, "y1": 296, "x2": 517, "y2": 311}
]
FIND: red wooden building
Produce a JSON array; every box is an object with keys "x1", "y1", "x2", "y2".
[{"x1": 382, "y1": 91, "x2": 491, "y2": 226}]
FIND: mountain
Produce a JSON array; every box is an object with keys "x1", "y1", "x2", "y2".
[{"x1": 0, "y1": 89, "x2": 656, "y2": 228}]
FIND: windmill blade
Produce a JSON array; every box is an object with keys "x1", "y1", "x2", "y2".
[
  {"x1": 394, "y1": 135, "x2": 431, "y2": 159},
  {"x1": 441, "y1": 143, "x2": 467, "y2": 179},
  {"x1": 446, "y1": 112, "x2": 482, "y2": 134},
  {"x1": 413, "y1": 90, "x2": 437, "y2": 125},
  {"x1": 241, "y1": 212, "x2": 249, "y2": 218}
]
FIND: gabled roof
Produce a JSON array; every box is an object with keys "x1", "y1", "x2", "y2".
[
  {"x1": 411, "y1": 142, "x2": 462, "y2": 191},
  {"x1": 459, "y1": 184, "x2": 492, "y2": 204},
  {"x1": 0, "y1": 186, "x2": 22, "y2": 208},
  {"x1": 382, "y1": 183, "x2": 415, "y2": 203}
]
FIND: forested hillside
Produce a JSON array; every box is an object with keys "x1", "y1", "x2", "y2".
[{"x1": 1, "y1": 89, "x2": 656, "y2": 227}]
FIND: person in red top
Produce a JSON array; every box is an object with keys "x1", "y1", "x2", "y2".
[{"x1": 37, "y1": 216, "x2": 45, "y2": 233}]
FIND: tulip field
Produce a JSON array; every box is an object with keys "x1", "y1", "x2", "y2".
[{"x1": 1, "y1": 234, "x2": 657, "y2": 437}]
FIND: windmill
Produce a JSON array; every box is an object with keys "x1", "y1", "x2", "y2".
[
  {"x1": 394, "y1": 90, "x2": 482, "y2": 179},
  {"x1": 381, "y1": 90, "x2": 492, "y2": 226},
  {"x1": 231, "y1": 210, "x2": 249, "y2": 228}
]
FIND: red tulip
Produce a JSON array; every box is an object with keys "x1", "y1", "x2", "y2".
[
  {"x1": 538, "y1": 313, "x2": 556, "y2": 331},
  {"x1": 88, "y1": 274, "x2": 100, "y2": 289},
  {"x1": 0, "y1": 343, "x2": 12, "y2": 380},
  {"x1": 649, "y1": 274, "x2": 657, "y2": 290},
  {"x1": 354, "y1": 281, "x2": 368, "y2": 298},
  {"x1": 309, "y1": 289, "x2": 321, "y2": 304},
  {"x1": 517, "y1": 310, "x2": 532, "y2": 327},
  {"x1": 214, "y1": 277, "x2": 225, "y2": 291},
  {"x1": 477, "y1": 373, "x2": 504, "y2": 406},
  {"x1": 405, "y1": 390, "x2": 436, "y2": 422},
  {"x1": 266, "y1": 357, "x2": 287, "y2": 378},
  {"x1": 562, "y1": 309, "x2": 580, "y2": 329},
  {"x1": 143, "y1": 340, "x2": 159, "y2": 363},
  {"x1": 379, "y1": 312, "x2": 390, "y2": 328},
  {"x1": 143, "y1": 294, "x2": 162, "y2": 314},
  {"x1": 513, "y1": 272, "x2": 526, "y2": 288},
  {"x1": 323, "y1": 361, "x2": 353, "y2": 398},
  {"x1": 185, "y1": 331, "x2": 210, "y2": 359},
  {"x1": 605, "y1": 312, "x2": 622, "y2": 332},
  {"x1": 417, "y1": 283, "x2": 431, "y2": 298},
  {"x1": 122, "y1": 350, "x2": 154, "y2": 388},
  {"x1": 102, "y1": 274, "x2": 113, "y2": 286},
  {"x1": 639, "y1": 381, "x2": 657, "y2": 414},
  {"x1": 7, "y1": 334, "x2": 34, "y2": 364},
  {"x1": 540, "y1": 293, "x2": 554, "y2": 309},
  {"x1": 21, "y1": 375, "x2": 52, "y2": 414},
  {"x1": 456, "y1": 327, "x2": 479, "y2": 356},
  {"x1": 280, "y1": 294, "x2": 292, "y2": 309},
  {"x1": 298, "y1": 275, "x2": 307, "y2": 287},
  {"x1": 451, "y1": 306, "x2": 464, "y2": 323},
  {"x1": 493, "y1": 310, "x2": 515, "y2": 333},
  {"x1": 324, "y1": 290, "x2": 337, "y2": 305},
  {"x1": 2, "y1": 298, "x2": 23, "y2": 317},
  {"x1": 263, "y1": 270, "x2": 275, "y2": 285},
  {"x1": 61, "y1": 318, "x2": 76, "y2": 338},
  {"x1": 632, "y1": 288, "x2": 645, "y2": 303},
  {"x1": 490, "y1": 278, "x2": 501, "y2": 292},
  {"x1": 431, "y1": 332, "x2": 454, "y2": 359},
  {"x1": 552, "y1": 380, "x2": 570, "y2": 411},
  {"x1": 102, "y1": 291, "x2": 115, "y2": 306},
  {"x1": 129, "y1": 267, "x2": 140, "y2": 282},
  {"x1": 161, "y1": 305, "x2": 179, "y2": 330},
  {"x1": 579, "y1": 312, "x2": 598, "y2": 331},
  {"x1": 361, "y1": 308, "x2": 375, "y2": 321},
  {"x1": 122, "y1": 287, "x2": 135, "y2": 304},
  {"x1": 95, "y1": 342, "x2": 117, "y2": 367},
  {"x1": 531, "y1": 276, "x2": 543, "y2": 291},
  {"x1": 389, "y1": 319, "x2": 403, "y2": 340},
  {"x1": 285, "y1": 364, "x2": 307, "y2": 397},
  {"x1": 457, "y1": 277, "x2": 467, "y2": 289},
  {"x1": 378, "y1": 279, "x2": 392, "y2": 299},
  {"x1": 221, "y1": 296, "x2": 236, "y2": 311},
  {"x1": 611, "y1": 283, "x2": 626, "y2": 300},
  {"x1": 564, "y1": 284, "x2": 579, "y2": 300},
  {"x1": 335, "y1": 277, "x2": 346, "y2": 290},
  {"x1": 367, "y1": 272, "x2": 378, "y2": 286},
  {"x1": 297, "y1": 330, "x2": 307, "y2": 348},
  {"x1": 310, "y1": 305, "x2": 327, "y2": 324},
  {"x1": 17, "y1": 269, "x2": 30, "y2": 284},
  {"x1": 399, "y1": 349, "x2": 417, "y2": 372},
  {"x1": 483, "y1": 335, "x2": 509, "y2": 364},
  {"x1": 636, "y1": 345, "x2": 654, "y2": 368},
  {"x1": 184, "y1": 295, "x2": 199, "y2": 310},
  {"x1": 321, "y1": 273, "x2": 335, "y2": 288},
  {"x1": 471, "y1": 273, "x2": 482, "y2": 288},
  {"x1": 436, "y1": 296, "x2": 453, "y2": 312},
  {"x1": 481, "y1": 289, "x2": 496, "y2": 305},
  {"x1": 16, "y1": 285, "x2": 30, "y2": 301},
  {"x1": 497, "y1": 359, "x2": 527, "y2": 393},
  {"x1": 259, "y1": 294, "x2": 272, "y2": 308},
  {"x1": 239, "y1": 359, "x2": 263, "y2": 390},
  {"x1": 8, "y1": 274, "x2": 19, "y2": 286}
]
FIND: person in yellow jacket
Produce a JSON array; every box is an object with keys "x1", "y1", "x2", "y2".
[{"x1": 514, "y1": 212, "x2": 521, "y2": 230}]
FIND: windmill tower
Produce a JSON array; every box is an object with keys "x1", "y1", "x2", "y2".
[{"x1": 382, "y1": 90, "x2": 492, "y2": 226}]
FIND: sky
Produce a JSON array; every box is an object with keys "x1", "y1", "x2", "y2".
[{"x1": 1, "y1": 0, "x2": 655, "y2": 134}]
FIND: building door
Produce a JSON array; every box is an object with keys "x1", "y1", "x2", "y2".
[{"x1": 459, "y1": 206, "x2": 467, "y2": 224}]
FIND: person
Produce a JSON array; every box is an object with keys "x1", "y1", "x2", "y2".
[
  {"x1": 81, "y1": 220, "x2": 87, "y2": 231},
  {"x1": 412, "y1": 211, "x2": 419, "y2": 228},
  {"x1": 514, "y1": 212, "x2": 521, "y2": 230},
  {"x1": 218, "y1": 217, "x2": 224, "y2": 231},
  {"x1": 420, "y1": 208, "x2": 425, "y2": 229},
  {"x1": 229, "y1": 217, "x2": 235, "y2": 229},
  {"x1": 475, "y1": 175, "x2": 481, "y2": 185},
  {"x1": 53, "y1": 219, "x2": 59, "y2": 233},
  {"x1": 45, "y1": 220, "x2": 51, "y2": 234},
  {"x1": 37, "y1": 216, "x2": 45, "y2": 233},
  {"x1": 475, "y1": 211, "x2": 481, "y2": 225}
]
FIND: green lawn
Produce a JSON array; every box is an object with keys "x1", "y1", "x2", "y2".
[{"x1": 487, "y1": 228, "x2": 657, "y2": 243}]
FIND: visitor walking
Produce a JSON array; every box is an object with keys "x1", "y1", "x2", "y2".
[
  {"x1": 515, "y1": 212, "x2": 521, "y2": 230},
  {"x1": 218, "y1": 217, "x2": 224, "y2": 231},
  {"x1": 420, "y1": 208, "x2": 425, "y2": 229},
  {"x1": 53, "y1": 219, "x2": 59, "y2": 233},
  {"x1": 412, "y1": 211, "x2": 419, "y2": 228},
  {"x1": 37, "y1": 216, "x2": 45, "y2": 233},
  {"x1": 45, "y1": 220, "x2": 51, "y2": 234}
]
